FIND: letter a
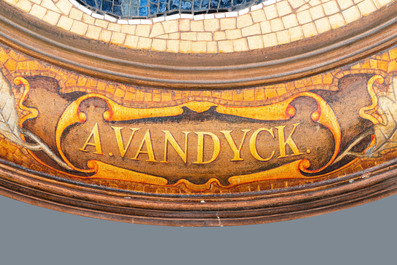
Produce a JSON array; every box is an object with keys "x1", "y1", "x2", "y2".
[
  {"x1": 132, "y1": 130, "x2": 157, "y2": 162},
  {"x1": 79, "y1": 123, "x2": 104, "y2": 155}
]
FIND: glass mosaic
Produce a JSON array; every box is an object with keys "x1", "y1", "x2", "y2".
[{"x1": 77, "y1": 0, "x2": 267, "y2": 19}]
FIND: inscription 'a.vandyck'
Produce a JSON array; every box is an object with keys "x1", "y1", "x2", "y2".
[{"x1": 78, "y1": 123, "x2": 305, "y2": 165}]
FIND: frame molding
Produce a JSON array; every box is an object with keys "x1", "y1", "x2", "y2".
[
  {"x1": 0, "y1": 158, "x2": 396, "y2": 226},
  {"x1": 0, "y1": 1, "x2": 397, "y2": 226}
]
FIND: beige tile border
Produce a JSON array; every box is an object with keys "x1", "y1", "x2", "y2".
[{"x1": 3, "y1": 0, "x2": 394, "y2": 53}]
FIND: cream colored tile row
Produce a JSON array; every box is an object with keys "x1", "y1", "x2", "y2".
[{"x1": 3, "y1": 0, "x2": 394, "y2": 53}]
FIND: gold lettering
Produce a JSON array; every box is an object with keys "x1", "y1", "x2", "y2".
[
  {"x1": 112, "y1": 127, "x2": 140, "y2": 158},
  {"x1": 221, "y1": 129, "x2": 250, "y2": 161},
  {"x1": 277, "y1": 123, "x2": 303, "y2": 158},
  {"x1": 79, "y1": 123, "x2": 103, "y2": 155},
  {"x1": 132, "y1": 129, "x2": 157, "y2": 162},
  {"x1": 194, "y1": 132, "x2": 220, "y2": 164},
  {"x1": 162, "y1": 130, "x2": 190, "y2": 163},
  {"x1": 249, "y1": 128, "x2": 275, "y2": 161}
]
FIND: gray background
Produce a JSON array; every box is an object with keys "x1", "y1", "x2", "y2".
[{"x1": 0, "y1": 194, "x2": 396, "y2": 265}]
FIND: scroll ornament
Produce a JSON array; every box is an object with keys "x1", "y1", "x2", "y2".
[
  {"x1": 335, "y1": 74, "x2": 397, "y2": 162},
  {"x1": 0, "y1": 70, "x2": 71, "y2": 170},
  {"x1": 0, "y1": 72, "x2": 341, "y2": 191},
  {"x1": 1, "y1": 70, "x2": 397, "y2": 192}
]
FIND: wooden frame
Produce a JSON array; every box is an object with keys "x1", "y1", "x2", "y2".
[
  {"x1": 0, "y1": 0, "x2": 396, "y2": 226},
  {"x1": 0, "y1": 158, "x2": 396, "y2": 226}
]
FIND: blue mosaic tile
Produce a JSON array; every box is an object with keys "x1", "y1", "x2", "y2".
[{"x1": 77, "y1": 0, "x2": 267, "y2": 19}]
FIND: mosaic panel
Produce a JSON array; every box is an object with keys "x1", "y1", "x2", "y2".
[
  {"x1": 77, "y1": 0, "x2": 267, "y2": 19},
  {"x1": 0, "y1": 0, "x2": 397, "y2": 225},
  {"x1": 2, "y1": 0, "x2": 393, "y2": 53}
]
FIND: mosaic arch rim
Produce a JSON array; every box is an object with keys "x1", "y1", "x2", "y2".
[{"x1": 0, "y1": 1, "x2": 395, "y2": 89}]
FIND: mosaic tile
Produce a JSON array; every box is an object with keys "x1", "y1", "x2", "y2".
[
  {"x1": 77, "y1": 0, "x2": 267, "y2": 19},
  {"x1": 2, "y1": 0, "x2": 394, "y2": 53}
]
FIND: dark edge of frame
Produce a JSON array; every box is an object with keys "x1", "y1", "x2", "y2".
[{"x1": 0, "y1": 158, "x2": 396, "y2": 226}]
